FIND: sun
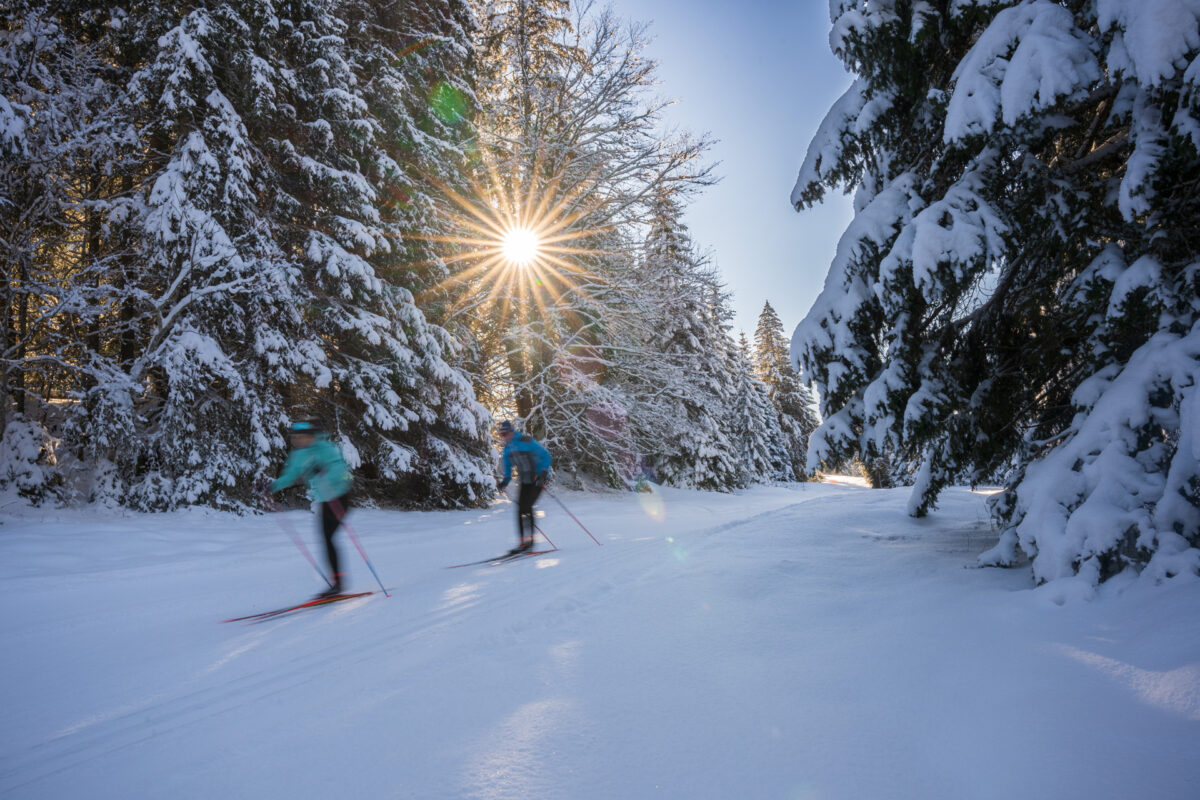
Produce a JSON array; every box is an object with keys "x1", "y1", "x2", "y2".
[
  {"x1": 407, "y1": 145, "x2": 617, "y2": 331},
  {"x1": 502, "y1": 227, "x2": 540, "y2": 267}
]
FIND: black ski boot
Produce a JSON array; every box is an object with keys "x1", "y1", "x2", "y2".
[{"x1": 314, "y1": 574, "x2": 344, "y2": 599}]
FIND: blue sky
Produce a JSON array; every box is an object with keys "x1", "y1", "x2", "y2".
[{"x1": 606, "y1": 0, "x2": 855, "y2": 338}]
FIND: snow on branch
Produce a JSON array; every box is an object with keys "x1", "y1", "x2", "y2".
[
  {"x1": 1098, "y1": 0, "x2": 1200, "y2": 87},
  {"x1": 945, "y1": 1, "x2": 1101, "y2": 142},
  {"x1": 792, "y1": 79, "x2": 867, "y2": 209},
  {"x1": 982, "y1": 318, "x2": 1200, "y2": 585}
]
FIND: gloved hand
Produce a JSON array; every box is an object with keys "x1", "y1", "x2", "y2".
[
  {"x1": 535, "y1": 470, "x2": 549, "y2": 489},
  {"x1": 497, "y1": 479, "x2": 509, "y2": 493},
  {"x1": 252, "y1": 475, "x2": 272, "y2": 497}
]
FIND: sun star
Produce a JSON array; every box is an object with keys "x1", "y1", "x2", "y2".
[{"x1": 502, "y1": 227, "x2": 540, "y2": 267}]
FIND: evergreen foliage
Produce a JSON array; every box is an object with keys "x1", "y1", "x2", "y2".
[
  {"x1": 2, "y1": 1, "x2": 492, "y2": 509},
  {"x1": 639, "y1": 192, "x2": 742, "y2": 491},
  {"x1": 793, "y1": 1, "x2": 1200, "y2": 585},
  {"x1": 753, "y1": 301, "x2": 820, "y2": 478},
  {"x1": 731, "y1": 332, "x2": 792, "y2": 483}
]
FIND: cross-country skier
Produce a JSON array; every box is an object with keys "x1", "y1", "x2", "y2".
[
  {"x1": 496, "y1": 420, "x2": 552, "y2": 553},
  {"x1": 263, "y1": 419, "x2": 354, "y2": 597}
]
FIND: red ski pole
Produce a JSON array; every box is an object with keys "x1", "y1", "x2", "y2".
[
  {"x1": 328, "y1": 497, "x2": 391, "y2": 597},
  {"x1": 262, "y1": 493, "x2": 333, "y2": 588},
  {"x1": 532, "y1": 522, "x2": 557, "y2": 551},
  {"x1": 544, "y1": 489, "x2": 602, "y2": 546}
]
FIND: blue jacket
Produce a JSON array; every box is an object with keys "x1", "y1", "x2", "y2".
[
  {"x1": 499, "y1": 432, "x2": 552, "y2": 487},
  {"x1": 271, "y1": 434, "x2": 353, "y2": 502}
]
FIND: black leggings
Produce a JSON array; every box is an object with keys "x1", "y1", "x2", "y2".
[
  {"x1": 517, "y1": 482, "x2": 543, "y2": 542},
  {"x1": 319, "y1": 495, "x2": 349, "y2": 579}
]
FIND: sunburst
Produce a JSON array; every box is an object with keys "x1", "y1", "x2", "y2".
[
  {"x1": 410, "y1": 147, "x2": 617, "y2": 332},
  {"x1": 501, "y1": 226, "x2": 540, "y2": 267}
]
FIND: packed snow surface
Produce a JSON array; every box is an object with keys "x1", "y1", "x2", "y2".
[{"x1": 2, "y1": 482, "x2": 1199, "y2": 799}]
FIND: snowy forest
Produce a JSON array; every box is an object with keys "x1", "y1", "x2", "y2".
[
  {"x1": 4, "y1": 0, "x2": 1200, "y2": 591},
  {"x1": 792, "y1": 0, "x2": 1200, "y2": 587},
  {"x1": 0, "y1": 0, "x2": 818, "y2": 511}
]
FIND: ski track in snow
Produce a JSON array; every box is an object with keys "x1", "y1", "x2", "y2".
[{"x1": 2, "y1": 483, "x2": 1199, "y2": 799}]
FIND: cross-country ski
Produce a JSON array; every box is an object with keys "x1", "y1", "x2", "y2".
[
  {"x1": 446, "y1": 549, "x2": 556, "y2": 569},
  {"x1": 222, "y1": 592, "x2": 376, "y2": 624}
]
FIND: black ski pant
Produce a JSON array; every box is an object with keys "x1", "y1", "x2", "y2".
[
  {"x1": 319, "y1": 494, "x2": 350, "y2": 582},
  {"x1": 516, "y1": 482, "x2": 543, "y2": 544}
]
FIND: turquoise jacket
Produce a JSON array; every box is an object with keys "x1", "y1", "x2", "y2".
[
  {"x1": 270, "y1": 434, "x2": 352, "y2": 502},
  {"x1": 499, "y1": 432, "x2": 552, "y2": 487}
]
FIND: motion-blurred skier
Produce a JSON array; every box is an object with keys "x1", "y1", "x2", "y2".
[
  {"x1": 262, "y1": 419, "x2": 354, "y2": 597},
  {"x1": 495, "y1": 420, "x2": 552, "y2": 553}
]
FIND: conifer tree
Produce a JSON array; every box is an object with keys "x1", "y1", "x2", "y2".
[
  {"x1": 793, "y1": 1, "x2": 1200, "y2": 584},
  {"x1": 753, "y1": 300, "x2": 819, "y2": 478},
  {"x1": 730, "y1": 333, "x2": 792, "y2": 483},
  {"x1": 0, "y1": 2, "x2": 129, "y2": 500},
  {"x1": 640, "y1": 192, "x2": 740, "y2": 491},
  {"x1": 329, "y1": 0, "x2": 497, "y2": 505}
]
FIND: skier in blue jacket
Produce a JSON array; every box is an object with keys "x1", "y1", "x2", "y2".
[
  {"x1": 496, "y1": 420, "x2": 552, "y2": 553},
  {"x1": 264, "y1": 419, "x2": 354, "y2": 597}
]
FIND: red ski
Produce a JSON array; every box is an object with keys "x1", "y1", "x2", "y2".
[
  {"x1": 446, "y1": 549, "x2": 555, "y2": 569},
  {"x1": 221, "y1": 591, "x2": 374, "y2": 623}
]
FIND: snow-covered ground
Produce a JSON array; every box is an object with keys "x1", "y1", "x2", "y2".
[{"x1": 2, "y1": 482, "x2": 1198, "y2": 799}]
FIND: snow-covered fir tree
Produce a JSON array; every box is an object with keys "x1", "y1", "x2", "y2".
[
  {"x1": 321, "y1": 0, "x2": 497, "y2": 505},
  {"x1": 3, "y1": 1, "x2": 494, "y2": 509},
  {"x1": 792, "y1": 1, "x2": 1200, "y2": 586},
  {"x1": 729, "y1": 332, "x2": 792, "y2": 484},
  {"x1": 0, "y1": 2, "x2": 133, "y2": 501},
  {"x1": 640, "y1": 192, "x2": 741, "y2": 491},
  {"x1": 753, "y1": 300, "x2": 820, "y2": 479}
]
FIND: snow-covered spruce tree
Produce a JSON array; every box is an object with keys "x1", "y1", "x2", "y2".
[
  {"x1": 49, "y1": 1, "x2": 493, "y2": 510},
  {"x1": 730, "y1": 332, "x2": 792, "y2": 483},
  {"x1": 332, "y1": 0, "x2": 496, "y2": 505},
  {"x1": 640, "y1": 191, "x2": 741, "y2": 491},
  {"x1": 87, "y1": 1, "x2": 293, "y2": 509},
  {"x1": 0, "y1": 3, "x2": 136, "y2": 502},
  {"x1": 340, "y1": 0, "x2": 477, "y2": 300},
  {"x1": 792, "y1": 1, "x2": 1200, "y2": 586},
  {"x1": 460, "y1": 0, "x2": 713, "y2": 486},
  {"x1": 243, "y1": 0, "x2": 492, "y2": 508},
  {"x1": 753, "y1": 300, "x2": 820, "y2": 479}
]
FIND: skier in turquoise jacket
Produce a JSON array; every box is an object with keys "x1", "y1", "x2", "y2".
[
  {"x1": 265, "y1": 419, "x2": 354, "y2": 597},
  {"x1": 496, "y1": 420, "x2": 552, "y2": 553}
]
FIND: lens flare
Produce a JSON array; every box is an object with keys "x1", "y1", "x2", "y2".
[{"x1": 636, "y1": 481, "x2": 666, "y2": 522}]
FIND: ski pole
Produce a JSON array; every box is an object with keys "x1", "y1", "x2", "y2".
[
  {"x1": 532, "y1": 522, "x2": 557, "y2": 551},
  {"x1": 262, "y1": 493, "x2": 333, "y2": 588},
  {"x1": 544, "y1": 489, "x2": 602, "y2": 546},
  {"x1": 328, "y1": 497, "x2": 391, "y2": 597}
]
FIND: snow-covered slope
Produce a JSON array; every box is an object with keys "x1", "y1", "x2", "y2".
[{"x1": 2, "y1": 483, "x2": 1198, "y2": 799}]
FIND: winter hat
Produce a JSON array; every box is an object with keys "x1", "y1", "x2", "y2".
[
  {"x1": 497, "y1": 420, "x2": 515, "y2": 434},
  {"x1": 291, "y1": 418, "x2": 323, "y2": 434}
]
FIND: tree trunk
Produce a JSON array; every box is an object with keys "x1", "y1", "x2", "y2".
[
  {"x1": 865, "y1": 457, "x2": 895, "y2": 489},
  {"x1": 15, "y1": 262, "x2": 28, "y2": 416}
]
